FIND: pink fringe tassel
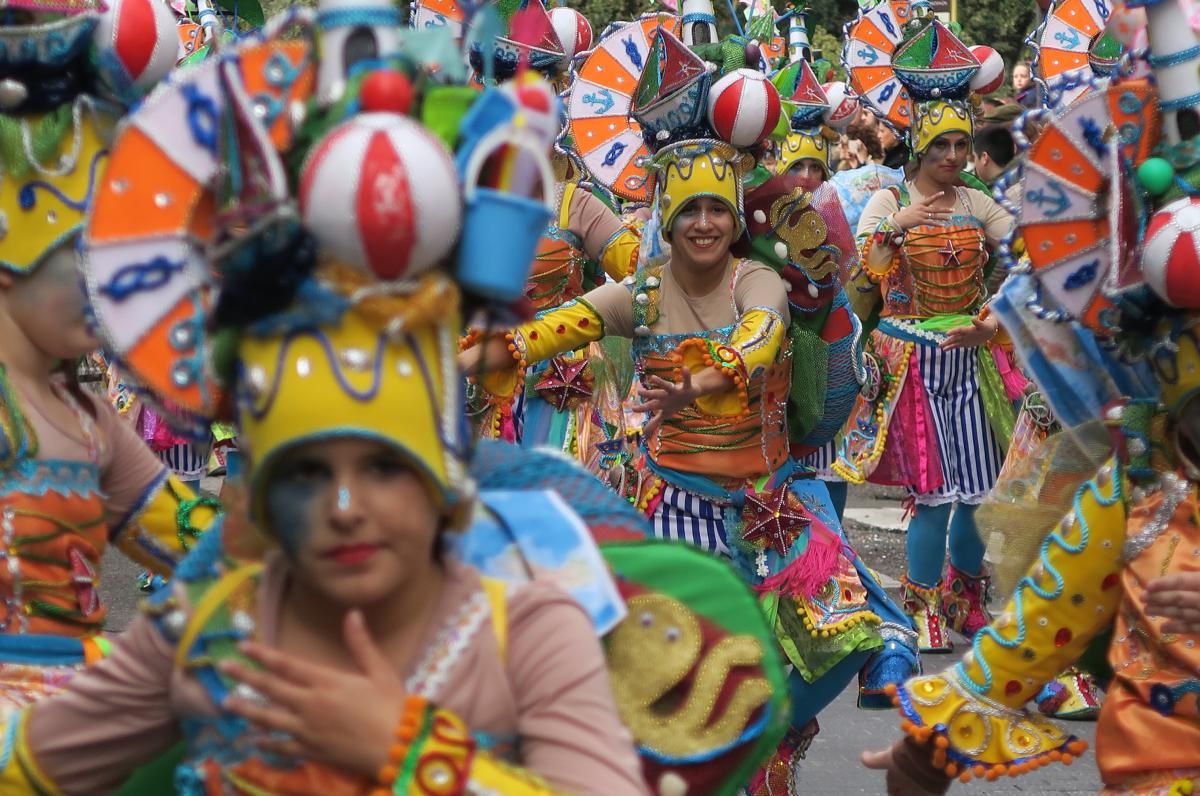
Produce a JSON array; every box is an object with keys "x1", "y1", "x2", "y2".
[
  {"x1": 993, "y1": 348, "x2": 1028, "y2": 402},
  {"x1": 754, "y1": 523, "x2": 843, "y2": 600}
]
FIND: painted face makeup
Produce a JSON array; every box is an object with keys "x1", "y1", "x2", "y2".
[
  {"x1": 337, "y1": 485, "x2": 351, "y2": 512},
  {"x1": 264, "y1": 464, "x2": 325, "y2": 556}
]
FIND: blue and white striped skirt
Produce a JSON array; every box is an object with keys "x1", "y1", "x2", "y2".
[
  {"x1": 651, "y1": 484, "x2": 731, "y2": 557},
  {"x1": 910, "y1": 341, "x2": 1004, "y2": 506}
]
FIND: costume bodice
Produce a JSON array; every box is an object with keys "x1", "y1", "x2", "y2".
[
  {"x1": 526, "y1": 223, "x2": 596, "y2": 314},
  {"x1": 879, "y1": 188, "x2": 990, "y2": 319},
  {"x1": 629, "y1": 266, "x2": 790, "y2": 483},
  {"x1": 0, "y1": 372, "x2": 110, "y2": 638},
  {"x1": 1097, "y1": 477, "x2": 1200, "y2": 781}
]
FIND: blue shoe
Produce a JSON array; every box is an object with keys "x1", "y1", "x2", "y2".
[
  {"x1": 858, "y1": 624, "x2": 921, "y2": 710},
  {"x1": 138, "y1": 571, "x2": 168, "y2": 594}
]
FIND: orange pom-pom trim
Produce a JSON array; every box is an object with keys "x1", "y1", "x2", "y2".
[{"x1": 374, "y1": 695, "x2": 430, "y2": 794}]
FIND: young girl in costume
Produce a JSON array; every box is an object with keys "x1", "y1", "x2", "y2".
[
  {"x1": 0, "y1": 0, "x2": 217, "y2": 712},
  {"x1": 465, "y1": 24, "x2": 919, "y2": 788},
  {"x1": 837, "y1": 9, "x2": 1017, "y2": 653},
  {"x1": 0, "y1": 3, "x2": 658, "y2": 789},
  {"x1": 0, "y1": 294, "x2": 647, "y2": 794}
]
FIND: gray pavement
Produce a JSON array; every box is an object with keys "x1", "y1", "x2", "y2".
[{"x1": 97, "y1": 480, "x2": 1105, "y2": 794}]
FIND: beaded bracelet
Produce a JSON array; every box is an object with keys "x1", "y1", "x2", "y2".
[
  {"x1": 372, "y1": 695, "x2": 430, "y2": 796},
  {"x1": 674, "y1": 338, "x2": 750, "y2": 419},
  {"x1": 872, "y1": 215, "x2": 905, "y2": 248}
]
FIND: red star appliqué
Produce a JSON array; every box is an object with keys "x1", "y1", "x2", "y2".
[
  {"x1": 68, "y1": 547, "x2": 99, "y2": 617},
  {"x1": 742, "y1": 483, "x2": 811, "y2": 556},
  {"x1": 939, "y1": 238, "x2": 965, "y2": 268},
  {"x1": 534, "y1": 357, "x2": 593, "y2": 412}
]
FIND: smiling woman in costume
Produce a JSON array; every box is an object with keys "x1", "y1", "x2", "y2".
[{"x1": 463, "y1": 23, "x2": 919, "y2": 788}]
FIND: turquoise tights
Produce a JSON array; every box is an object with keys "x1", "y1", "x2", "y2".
[{"x1": 905, "y1": 502, "x2": 985, "y2": 588}]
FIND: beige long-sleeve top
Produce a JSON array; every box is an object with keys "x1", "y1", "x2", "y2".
[
  {"x1": 580, "y1": 258, "x2": 790, "y2": 337},
  {"x1": 856, "y1": 182, "x2": 1014, "y2": 271},
  {"x1": 25, "y1": 558, "x2": 648, "y2": 795}
]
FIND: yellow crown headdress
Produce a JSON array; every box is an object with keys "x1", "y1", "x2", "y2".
[
  {"x1": 0, "y1": 101, "x2": 116, "y2": 274},
  {"x1": 655, "y1": 140, "x2": 750, "y2": 235},
  {"x1": 910, "y1": 98, "x2": 975, "y2": 157},
  {"x1": 235, "y1": 268, "x2": 470, "y2": 520},
  {"x1": 0, "y1": 0, "x2": 181, "y2": 274},
  {"x1": 82, "y1": 5, "x2": 560, "y2": 531},
  {"x1": 777, "y1": 130, "x2": 831, "y2": 177}
]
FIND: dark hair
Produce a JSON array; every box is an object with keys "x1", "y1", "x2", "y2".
[
  {"x1": 59, "y1": 358, "x2": 98, "y2": 418},
  {"x1": 974, "y1": 124, "x2": 1016, "y2": 168},
  {"x1": 846, "y1": 119, "x2": 883, "y2": 161}
]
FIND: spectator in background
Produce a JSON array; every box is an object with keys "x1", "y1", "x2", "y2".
[
  {"x1": 877, "y1": 121, "x2": 910, "y2": 169},
  {"x1": 973, "y1": 124, "x2": 1016, "y2": 186},
  {"x1": 1012, "y1": 60, "x2": 1041, "y2": 108},
  {"x1": 849, "y1": 118, "x2": 884, "y2": 163}
]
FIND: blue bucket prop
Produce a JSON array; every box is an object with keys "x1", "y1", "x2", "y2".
[{"x1": 457, "y1": 126, "x2": 555, "y2": 301}]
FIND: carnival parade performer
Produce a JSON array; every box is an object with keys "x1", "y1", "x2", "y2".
[
  {"x1": 465, "y1": 21, "x2": 919, "y2": 787},
  {"x1": 0, "y1": 0, "x2": 219, "y2": 713},
  {"x1": 837, "y1": 6, "x2": 1019, "y2": 653},
  {"x1": 463, "y1": 2, "x2": 644, "y2": 461},
  {"x1": 0, "y1": 0, "x2": 683, "y2": 791},
  {"x1": 858, "y1": 0, "x2": 1200, "y2": 786},
  {"x1": 771, "y1": 41, "x2": 863, "y2": 522}
]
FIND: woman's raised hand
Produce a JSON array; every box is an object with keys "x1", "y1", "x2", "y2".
[{"x1": 893, "y1": 192, "x2": 953, "y2": 230}]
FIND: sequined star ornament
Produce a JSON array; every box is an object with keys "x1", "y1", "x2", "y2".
[
  {"x1": 742, "y1": 482, "x2": 811, "y2": 555},
  {"x1": 939, "y1": 237, "x2": 965, "y2": 267},
  {"x1": 534, "y1": 356, "x2": 593, "y2": 411}
]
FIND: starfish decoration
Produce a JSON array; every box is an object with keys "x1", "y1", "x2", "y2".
[
  {"x1": 535, "y1": 356, "x2": 593, "y2": 412},
  {"x1": 68, "y1": 547, "x2": 99, "y2": 617},
  {"x1": 742, "y1": 483, "x2": 811, "y2": 556},
  {"x1": 939, "y1": 237, "x2": 965, "y2": 268}
]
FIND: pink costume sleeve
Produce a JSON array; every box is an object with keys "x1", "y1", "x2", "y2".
[
  {"x1": 506, "y1": 583, "x2": 650, "y2": 796},
  {"x1": 90, "y1": 394, "x2": 169, "y2": 531},
  {"x1": 25, "y1": 614, "x2": 181, "y2": 794}
]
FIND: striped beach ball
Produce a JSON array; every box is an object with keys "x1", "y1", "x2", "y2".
[
  {"x1": 707, "y1": 68, "x2": 782, "y2": 148},
  {"x1": 1143, "y1": 197, "x2": 1200, "y2": 308},
  {"x1": 548, "y1": 6, "x2": 593, "y2": 66},
  {"x1": 92, "y1": 0, "x2": 179, "y2": 99},
  {"x1": 821, "y1": 81, "x2": 858, "y2": 131},
  {"x1": 968, "y1": 46, "x2": 1005, "y2": 95},
  {"x1": 299, "y1": 113, "x2": 462, "y2": 281}
]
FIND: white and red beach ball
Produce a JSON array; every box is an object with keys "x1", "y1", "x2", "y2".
[
  {"x1": 968, "y1": 45, "x2": 1005, "y2": 95},
  {"x1": 821, "y1": 80, "x2": 859, "y2": 131},
  {"x1": 548, "y1": 6, "x2": 593, "y2": 66},
  {"x1": 707, "y1": 68, "x2": 782, "y2": 148},
  {"x1": 92, "y1": 0, "x2": 179, "y2": 97},
  {"x1": 1143, "y1": 196, "x2": 1200, "y2": 308},
  {"x1": 299, "y1": 113, "x2": 462, "y2": 281}
]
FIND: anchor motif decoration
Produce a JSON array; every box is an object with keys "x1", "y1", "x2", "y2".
[
  {"x1": 583, "y1": 87, "x2": 615, "y2": 114},
  {"x1": 1026, "y1": 180, "x2": 1071, "y2": 218}
]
